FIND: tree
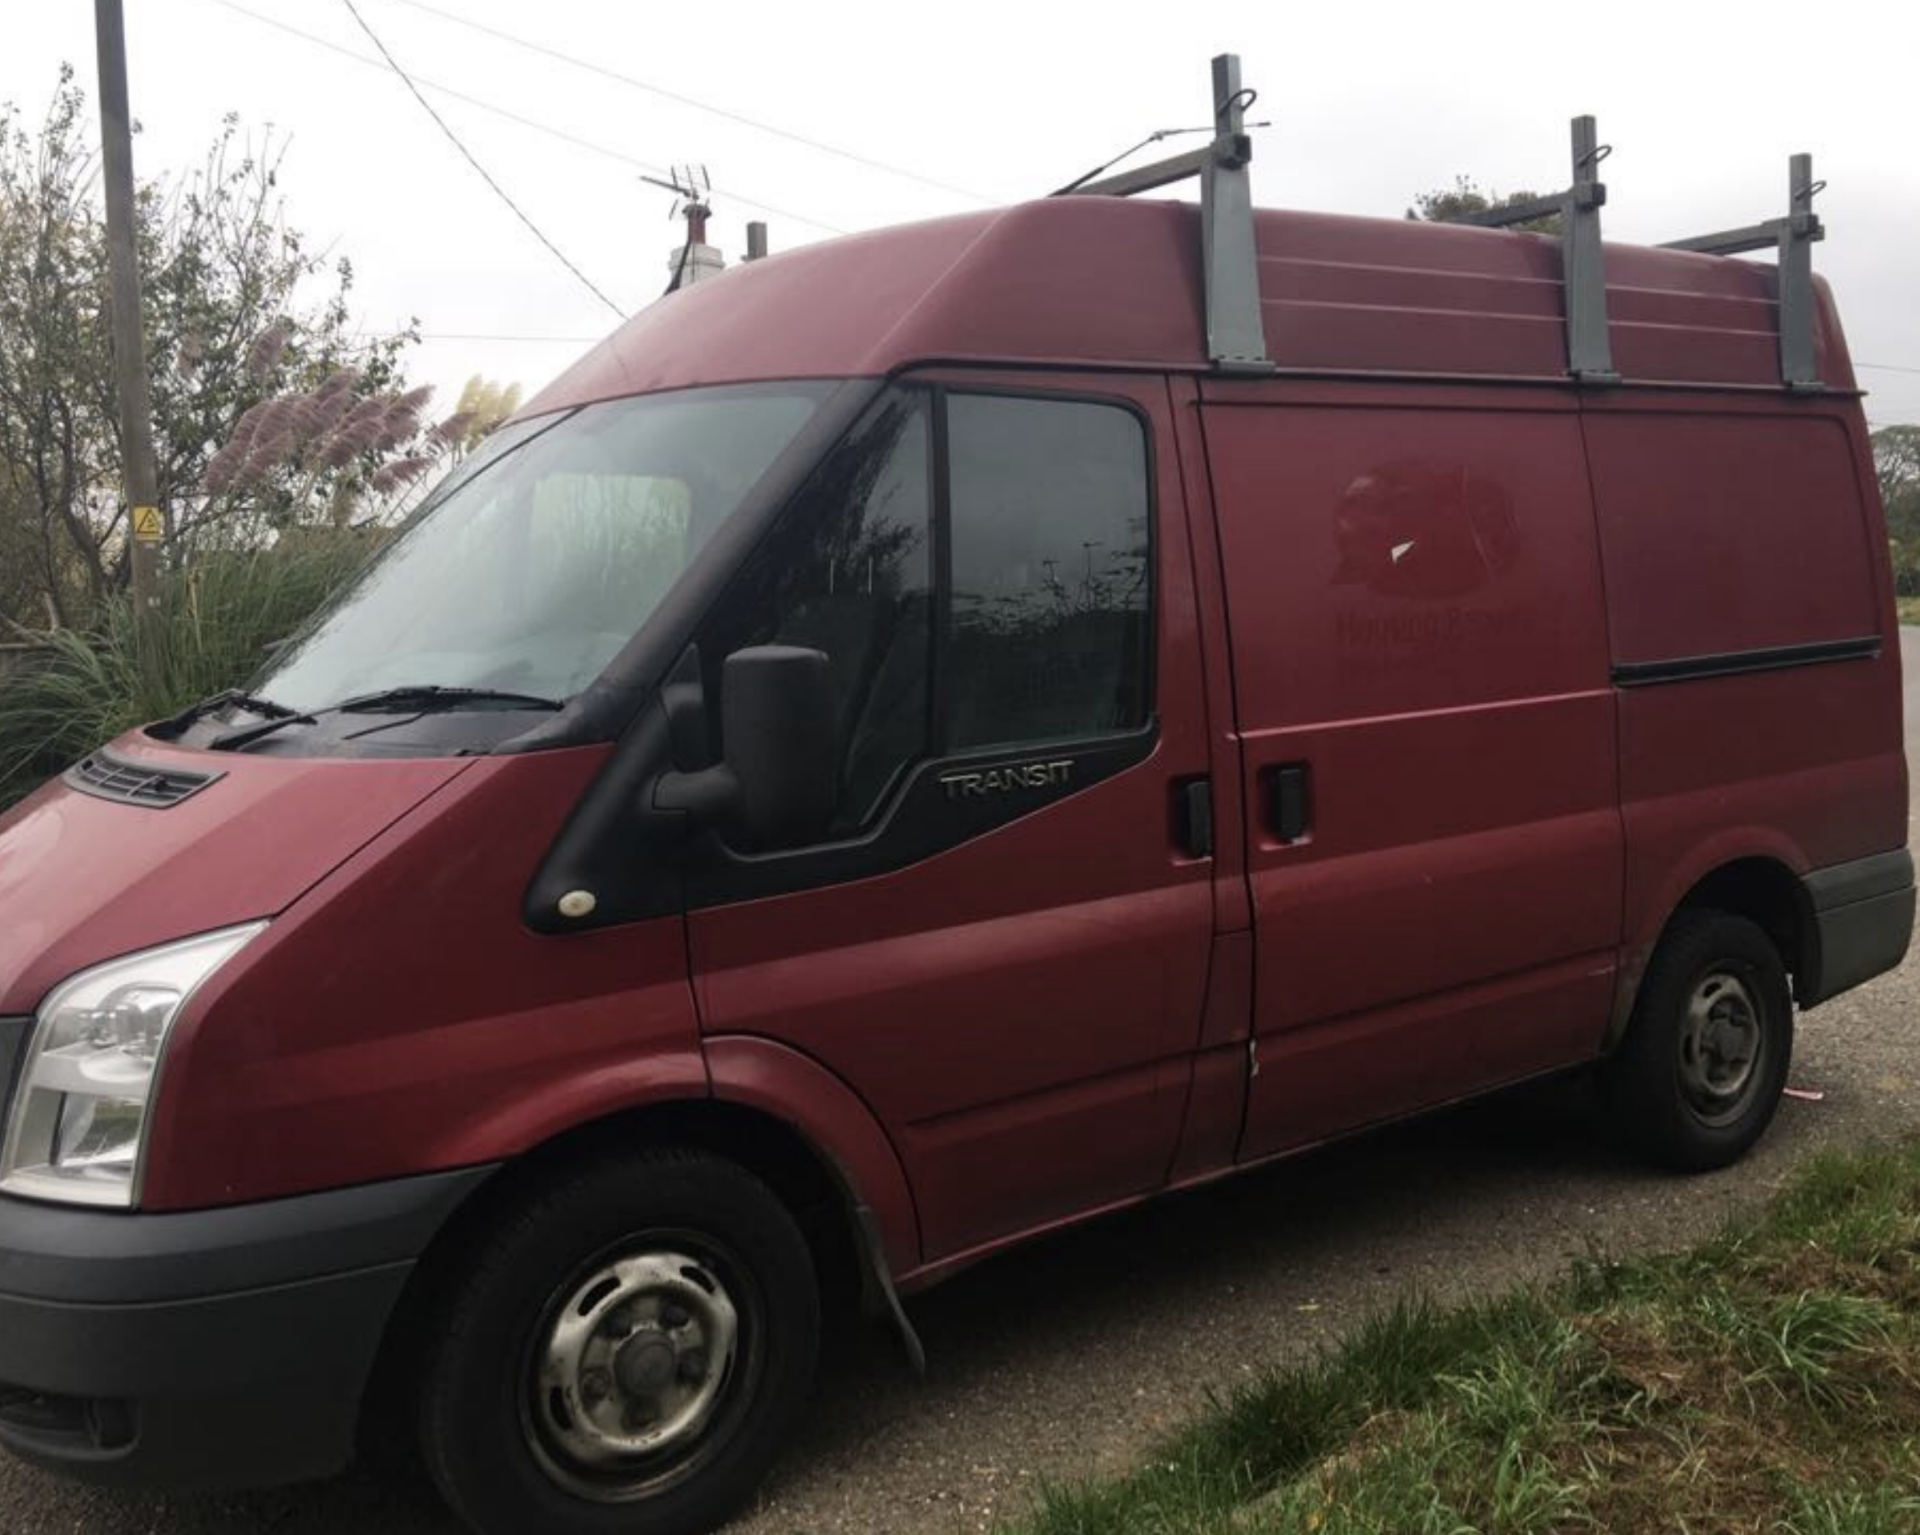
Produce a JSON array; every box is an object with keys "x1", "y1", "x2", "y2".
[
  {"x1": 447, "y1": 375, "x2": 523, "y2": 450},
  {"x1": 1408, "y1": 176, "x2": 1559, "y2": 236},
  {"x1": 0, "y1": 68, "x2": 418, "y2": 630},
  {"x1": 1874, "y1": 425, "x2": 1920, "y2": 596},
  {"x1": 1877, "y1": 424, "x2": 1920, "y2": 501}
]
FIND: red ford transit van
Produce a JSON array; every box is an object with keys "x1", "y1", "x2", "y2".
[{"x1": 0, "y1": 62, "x2": 1910, "y2": 1535}]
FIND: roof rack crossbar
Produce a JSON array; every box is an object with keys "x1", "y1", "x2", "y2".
[
  {"x1": 1659, "y1": 153, "x2": 1826, "y2": 389},
  {"x1": 1058, "y1": 55, "x2": 1274, "y2": 374},
  {"x1": 1068, "y1": 144, "x2": 1215, "y2": 201},
  {"x1": 1444, "y1": 115, "x2": 1618, "y2": 384}
]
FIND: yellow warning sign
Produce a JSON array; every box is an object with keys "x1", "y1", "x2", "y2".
[{"x1": 131, "y1": 506, "x2": 162, "y2": 542}]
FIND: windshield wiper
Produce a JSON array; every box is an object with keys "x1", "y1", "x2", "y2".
[
  {"x1": 162, "y1": 687, "x2": 305, "y2": 734},
  {"x1": 204, "y1": 684, "x2": 564, "y2": 751},
  {"x1": 208, "y1": 709, "x2": 320, "y2": 753},
  {"x1": 334, "y1": 685, "x2": 566, "y2": 715}
]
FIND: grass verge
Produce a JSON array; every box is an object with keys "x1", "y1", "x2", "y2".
[
  {"x1": 1003, "y1": 1141, "x2": 1920, "y2": 1535},
  {"x1": 1898, "y1": 596, "x2": 1920, "y2": 626}
]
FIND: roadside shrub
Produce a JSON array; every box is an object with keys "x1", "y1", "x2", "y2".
[{"x1": 0, "y1": 531, "x2": 375, "y2": 809}]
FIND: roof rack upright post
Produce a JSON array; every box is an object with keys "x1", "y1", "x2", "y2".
[
  {"x1": 1778, "y1": 154, "x2": 1825, "y2": 388},
  {"x1": 1658, "y1": 152, "x2": 1826, "y2": 390},
  {"x1": 1562, "y1": 116, "x2": 1617, "y2": 383},
  {"x1": 1198, "y1": 55, "x2": 1272, "y2": 373},
  {"x1": 1447, "y1": 115, "x2": 1617, "y2": 383},
  {"x1": 1053, "y1": 54, "x2": 1273, "y2": 373}
]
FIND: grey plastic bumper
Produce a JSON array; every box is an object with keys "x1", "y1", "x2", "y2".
[
  {"x1": 0, "y1": 1164, "x2": 493, "y2": 1491},
  {"x1": 1801, "y1": 848, "x2": 1916, "y2": 1007}
]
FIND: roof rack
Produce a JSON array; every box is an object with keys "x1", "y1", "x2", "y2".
[
  {"x1": 1054, "y1": 54, "x2": 1274, "y2": 375},
  {"x1": 1444, "y1": 116, "x2": 1618, "y2": 384},
  {"x1": 1056, "y1": 57, "x2": 1829, "y2": 393},
  {"x1": 1659, "y1": 153, "x2": 1827, "y2": 390}
]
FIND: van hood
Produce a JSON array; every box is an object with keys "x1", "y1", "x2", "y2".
[{"x1": 0, "y1": 733, "x2": 472, "y2": 1015}]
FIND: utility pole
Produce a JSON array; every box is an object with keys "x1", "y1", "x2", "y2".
[{"x1": 94, "y1": 0, "x2": 163, "y2": 688}]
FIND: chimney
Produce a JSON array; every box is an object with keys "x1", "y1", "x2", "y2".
[
  {"x1": 668, "y1": 236, "x2": 726, "y2": 287},
  {"x1": 669, "y1": 194, "x2": 725, "y2": 286},
  {"x1": 645, "y1": 169, "x2": 727, "y2": 292}
]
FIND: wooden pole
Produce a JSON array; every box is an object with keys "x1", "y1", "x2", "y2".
[{"x1": 94, "y1": 0, "x2": 164, "y2": 690}]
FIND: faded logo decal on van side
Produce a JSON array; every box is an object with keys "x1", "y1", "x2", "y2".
[{"x1": 1332, "y1": 459, "x2": 1519, "y2": 600}]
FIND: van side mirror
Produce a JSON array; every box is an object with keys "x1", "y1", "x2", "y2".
[{"x1": 651, "y1": 646, "x2": 836, "y2": 846}]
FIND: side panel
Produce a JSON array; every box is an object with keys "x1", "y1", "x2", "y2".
[
  {"x1": 1199, "y1": 383, "x2": 1623, "y2": 1158},
  {"x1": 688, "y1": 374, "x2": 1218, "y2": 1263},
  {"x1": 1581, "y1": 398, "x2": 1907, "y2": 968},
  {"x1": 705, "y1": 1035, "x2": 921, "y2": 1274},
  {"x1": 146, "y1": 750, "x2": 708, "y2": 1210}
]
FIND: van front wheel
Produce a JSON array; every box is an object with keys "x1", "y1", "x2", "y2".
[
  {"x1": 419, "y1": 1148, "x2": 819, "y2": 1535},
  {"x1": 1605, "y1": 910, "x2": 1793, "y2": 1172}
]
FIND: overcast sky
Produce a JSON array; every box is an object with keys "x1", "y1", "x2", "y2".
[{"x1": 5, "y1": 0, "x2": 1918, "y2": 426}]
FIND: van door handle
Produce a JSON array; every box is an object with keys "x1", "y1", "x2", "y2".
[
  {"x1": 1174, "y1": 777, "x2": 1214, "y2": 858},
  {"x1": 1268, "y1": 764, "x2": 1311, "y2": 843}
]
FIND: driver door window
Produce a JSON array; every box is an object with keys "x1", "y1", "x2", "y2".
[{"x1": 701, "y1": 385, "x2": 1151, "y2": 841}]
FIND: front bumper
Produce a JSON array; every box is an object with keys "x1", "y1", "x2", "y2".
[{"x1": 0, "y1": 1165, "x2": 493, "y2": 1490}]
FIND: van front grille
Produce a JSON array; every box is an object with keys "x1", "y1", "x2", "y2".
[{"x1": 65, "y1": 751, "x2": 219, "y2": 809}]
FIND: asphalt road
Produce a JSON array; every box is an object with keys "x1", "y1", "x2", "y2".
[{"x1": 6, "y1": 631, "x2": 1918, "y2": 1535}]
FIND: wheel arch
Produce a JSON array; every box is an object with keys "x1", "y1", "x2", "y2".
[
  {"x1": 358, "y1": 1054, "x2": 925, "y2": 1460},
  {"x1": 1675, "y1": 857, "x2": 1818, "y2": 1000},
  {"x1": 1611, "y1": 847, "x2": 1817, "y2": 1046}
]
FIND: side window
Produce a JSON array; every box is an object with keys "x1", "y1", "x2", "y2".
[
  {"x1": 702, "y1": 387, "x2": 1153, "y2": 840},
  {"x1": 704, "y1": 393, "x2": 935, "y2": 833},
  {"x1": 946, "y1": 395, "x2": 1151, "y2": 749}
]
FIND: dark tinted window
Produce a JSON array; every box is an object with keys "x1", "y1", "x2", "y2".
[
  {"x1": 946, "y1": 395, "x2": 1151, "y2": 749},
  {"x1": 704, "y1": 392, "x2": 934, "y2": 831},
  {"x1": 702, "y1": 387, "x2": 1152, "y2": 839}
]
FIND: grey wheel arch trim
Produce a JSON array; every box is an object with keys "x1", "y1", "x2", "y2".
[{"x1": 1799, "y1": 847, "x2": 1916, "y2": 1007}]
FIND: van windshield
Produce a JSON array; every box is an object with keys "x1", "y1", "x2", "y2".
[{"x1": 253, "y1": 382, "x2": 834, "y2": 715}]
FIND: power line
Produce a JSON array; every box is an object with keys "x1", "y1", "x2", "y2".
[
  {"x1": 1860, "y1": 362, "x2": 1920, "y2": 377},
  {"x1": 382, "y1": 0, "x2": 996, "y2": 206},
  {"x1": 338, "y1": 0, "x2": 625, "y2": 318},
  {"x1": 212, "y1": 0, "x2": 849, "y2": 236}
]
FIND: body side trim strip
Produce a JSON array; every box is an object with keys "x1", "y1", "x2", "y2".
[{"x1": 1611, "y1": 635, "x2": 1880, "y2": 688}]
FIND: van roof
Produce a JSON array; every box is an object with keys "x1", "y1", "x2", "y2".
[{"x1": 524, "y1": 197, "x2": 1855, "y2": 416}]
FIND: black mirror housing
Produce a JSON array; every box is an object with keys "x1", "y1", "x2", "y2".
[
  {"x1": 721, "y1": 645, "x2": 836, "y2": 845},
  {"x1": 650, "y1": 645, "x2": 835, "y2": 848}
]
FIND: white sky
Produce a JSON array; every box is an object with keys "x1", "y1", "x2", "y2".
[{"x1": 5, "y1": 0, "x2": 1918, "y2": 426}]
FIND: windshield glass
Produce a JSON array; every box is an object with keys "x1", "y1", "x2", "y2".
[{"x1": 253, "y1": 383, "x2": 833, "y2": 713}]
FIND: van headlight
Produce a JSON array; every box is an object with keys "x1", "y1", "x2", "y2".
[{"x1": 0, "y1": 924, "x2": 265, "y2": 1208}]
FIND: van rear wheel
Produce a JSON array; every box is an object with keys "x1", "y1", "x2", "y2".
[
  {"x1": 1605, "y1": 910, "x2": 1793, "y2": 1172},
  {"x1": 418, "y1": 1148, "x2": 819, "y2": 1535}
]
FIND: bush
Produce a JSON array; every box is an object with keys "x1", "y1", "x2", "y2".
[{"x1": 0, "y1": 532, "x2": 375, "y2": 809}]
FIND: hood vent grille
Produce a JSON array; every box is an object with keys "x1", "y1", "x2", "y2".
[{"x1": 65, "y1": 751, "x2": 220, "y2": 809}]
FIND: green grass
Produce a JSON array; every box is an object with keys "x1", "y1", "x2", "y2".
[
  {"x1": 1898, "y1": 596, "x2": 1920, "y2": 626},
  {"x1": 1001, "y1": 1141, "x2": 1920, "y2": 1535}
]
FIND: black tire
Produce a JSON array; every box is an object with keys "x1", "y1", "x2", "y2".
[
  {"x1": 1604, "y1": 910, "x2": 1793, "y2": 1172},
  {"x1": 418, "y1": 1148, "x2": 819, "y2": 1535}
]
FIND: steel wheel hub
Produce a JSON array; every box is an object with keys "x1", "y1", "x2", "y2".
[
  {"x1": 1677, "y1": 970, "x2": 1764, "y2": 1125},
  {"x1": 529, "y1": 1249, "x2": 739, "y2": 1490}
]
